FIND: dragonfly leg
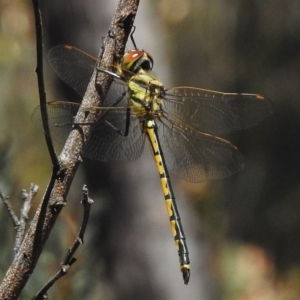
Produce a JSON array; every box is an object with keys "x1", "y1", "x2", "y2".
[
  {"x1": 103, "y1": 106, "x2": 130, "y2": 137},
  {"x1": 96, "y1": 67, "x2": 122, "y2": 80},
  {"x1": 102, "y1": 91, "x2": 130, "y2": 137},
  {"x1": 61, "y1": 90, "x2": 129, "y2": 133},
  {"x1": 130, "y1": 26, "x2": 138, "y2": 49}
]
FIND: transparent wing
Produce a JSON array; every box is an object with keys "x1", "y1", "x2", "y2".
[
  {"x1": 84, "y1": 110, "x2": 145, "y2": 162},
  {"x1": 32, "y1": 101, "x2": 145, "y2": 162},
  {"x1": 48, "y1": 45, "x2": 98, "y2": 97},
  {"x1": 157, "y1": 117, "x2": 245, "y2": 182},
  {"x1": 164, "y1": 87, "x2": 274, "y2": 134},
  {"x1": 48, "y1": 44, "x2": 133, "y2": 107},
  {"x1": 32, "y1": 101, "x2": 77, "y2": 147}
]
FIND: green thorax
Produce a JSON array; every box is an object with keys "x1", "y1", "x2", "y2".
[{"x1": 128, "y1": 68, "x2": 165, "y2": 121}]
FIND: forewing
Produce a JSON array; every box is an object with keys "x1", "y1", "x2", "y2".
[
  {"x1": 48, "y1": 45, "x2": 97, "y2": 97},
  {"x1": 164, "y1": 87, "x2": 274, "y2": 134},
  {"x1": 157, "y1": 119, "x2": 245, "y2": 182}
]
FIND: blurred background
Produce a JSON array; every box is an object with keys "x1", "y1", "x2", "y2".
[{"x1": 1, "y1": 0, "x2": 300, "y2": 299}]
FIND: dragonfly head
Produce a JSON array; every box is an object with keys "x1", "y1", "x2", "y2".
[{"x1": 122, "y1": 50, "x2": 154, "y2": 74}]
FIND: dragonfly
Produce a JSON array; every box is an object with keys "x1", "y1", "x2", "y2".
[{"x1": 32, "y1": 44, "x2": 273, "y2": 285}]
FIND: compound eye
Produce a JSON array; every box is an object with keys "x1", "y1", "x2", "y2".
[
  {"x1": 122, "y1": 50, "x2": 143, "y2": 70},
  {"x1": 122, "y1": 50, "x2": 154, "y2": 73},
  {"x1": 143, "y1": 53, "x2": 153, "y2": 71}
]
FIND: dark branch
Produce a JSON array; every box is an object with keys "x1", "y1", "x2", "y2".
[
  {"x1": 32, "y1": 0, "x2": 58, "y2": 168},
  {"x1": 32, "y1": 258, "x2": 76, "y2": 300},
  {"x1": 32, "y1": 185, "x2": 93, "y2": 300},
  {"x1": 31, "y1": 0, "x2": 60, "y2": 262}
]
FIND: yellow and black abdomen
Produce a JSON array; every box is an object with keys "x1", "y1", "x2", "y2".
[{"x1": 146, "y1": 119, "x2": 190, "y2": 285}]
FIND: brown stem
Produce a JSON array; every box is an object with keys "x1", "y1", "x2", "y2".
[{"x1": 0, "y1": 1, "x2": 140, "y2": 299}]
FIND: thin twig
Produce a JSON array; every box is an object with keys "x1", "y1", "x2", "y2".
[
  {"x1": 0, "y1": 186, "x2": 38, "y2": 256},
  {"x1": 32, "y1": 185, "x2": 93, "y2": 300},
  {"x1": 14, "y1": 184, "x2": 39, "y2": 256},
  {"x1": 32, "y1": 0, "x2": 58, "y2": 168},
  {"x1": 32, "y1": 0, "x2": 60, "y2": 260},
  {"x1": 63, "y1": 185, "x2": 93, "y2": 262},
  {"x1": 0, "y1": 190, "x2": 20, "y2": 229},
  {"x1": 32, "y1": 259, "x2": 76, "y2": 300}
]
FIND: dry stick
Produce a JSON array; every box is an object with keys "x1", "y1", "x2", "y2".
[
  {"x1": 32, "y1": 185, "x2": 93, "y2": 300},
  {"x1": 0, "y1": 191, "x2": 20, "y2": 230},
  {"x1": 14, "y1": 184, "x2": 39, "y2": 256},
  {"x1": 0, "y1": 1, "x2": 140, "y2": 299},
  {"x1": 0, "y1": 185, "x2": 38, "y2": 257}
]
